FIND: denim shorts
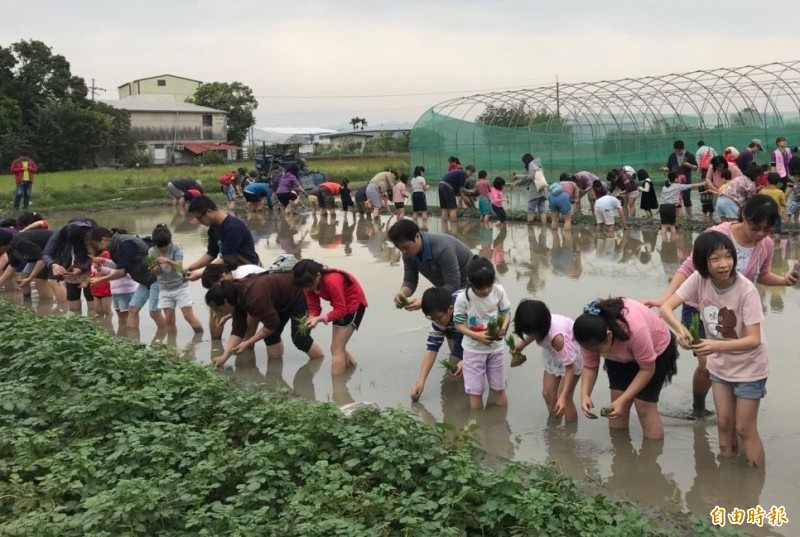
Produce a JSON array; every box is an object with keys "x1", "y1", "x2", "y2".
[
  {"x1": 787, "y1": 199, "x2": 800, "y2": 216},
  {"x1": 130, "y1": 282, "x2": 161, "y2": 311},
  {"x1": 112, "y1": 292, "x2": 135, "y2": 312},
  {"x1": 709, "y1": 374, "x2": 767, "y2": 400},
  {"x1": 548, "y1": 192, "x2": 572, "y2": 215},
  {"x1": 527, "y1": 197, "x2": 547, "y2": 215},
  {"x1": 716, "y1": 196, "x2": 740, "y2": 219},
  {"x1": 222, "y1": 184, "x2": 236, "y2": 202}
]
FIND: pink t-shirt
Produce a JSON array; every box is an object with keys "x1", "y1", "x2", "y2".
[
  {"x1": 560, "y1": 181, "x2": 579, "y2": 201},
  {"x1": 490, "y1": 187, "x2": 504, "y2": 207},
  {"x1": 676, "y1": 221, "x2": 773, "y2": 308},
  {"x1": 475, "y1": 179, "x2": 491, "y2": 199},
  {"x1": 538, "y1": 314, "x2": 583, "y2": 375},
  {"x1": 675, "y1": 273, "x2": 768, "y2": 382},
  {"x1": 580, "y1": 299, "x2": 672, "y2": 368},
  {"x1": 392, "y1": 182, "x2": 407, "y2": 203}
]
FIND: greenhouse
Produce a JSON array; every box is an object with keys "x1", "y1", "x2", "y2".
[{"x1": 409, "y1": 61, "x2": 800, "y2": 177}]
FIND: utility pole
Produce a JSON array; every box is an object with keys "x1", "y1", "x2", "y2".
[
  {"x1": 89, "y1": 78, "x2": 107, "y2": 100},
  {"x1": 555, "y1": 75, "x2": 560, "y2": 118}
]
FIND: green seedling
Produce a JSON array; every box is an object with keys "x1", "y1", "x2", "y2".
[
  {"x1": 295, "y1": 314, "x2": 311, "y2": 336},
  {"x1": 688, "y1": 313, "x2": 701, "y2": 344},
  {"x1": 504, "y1": 333, "x2": 527, "y2": 367},
  {"x1": 145, "y1": 254, "x2": 158, "y2": 270},
  {"x1": 440, "y1": 359, "x2": 458, "y2": 374},
  {"x1": 510, "y1": 353, "x2": 527, "y2": 367},
  {"x1": 395, "y1": 293, "x2": 409, "y2": 308},
  {"x1": 486, "y1": 314, "x2": 506, "y2": 341}
]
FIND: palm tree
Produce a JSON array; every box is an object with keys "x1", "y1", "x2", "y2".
[
  {"x1": 350, "y1": 117, "x2": 361, "y2": 130},
  {"x1": 360, "y1": 118, "x2": 368, "y2": 131}
]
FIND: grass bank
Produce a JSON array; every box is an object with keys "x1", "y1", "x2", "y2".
[
  {"x1": 0, "y1": 301, "x2": 739, "y2": 536},
  {"x1": 1, "y1": 155, "x2": 410, "y2": 213}
]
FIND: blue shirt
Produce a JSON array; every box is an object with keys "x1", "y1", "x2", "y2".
[
  {"x1": 441, "y1": 168, "x2": 468, "y2": 193},
  {"x1": 244, "y1": 182, "x2": 271, "y2": 196},
  {"x1": 207, "y1": 215, "x2": 259, "y2": 264}
]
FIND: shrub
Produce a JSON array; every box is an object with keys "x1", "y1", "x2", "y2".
[{"x1": 0, "y1": 302, "x2": 741, "y2": 536}]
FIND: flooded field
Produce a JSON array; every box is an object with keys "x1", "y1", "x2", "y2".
[{"x1": 5, "y1": 206, "x2": 800, "y2": 535}]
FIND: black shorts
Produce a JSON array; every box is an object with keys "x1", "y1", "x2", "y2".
[
  {"x1": 332, "y1": 304, "x2": 366, "y2": 329},
  {"x1": 659, "y1": 203, "x2": 677, "y2": 225},
  {"x1": 394, "y1": 202, "x2": 405, "y2": 210},
  {"x1": 243, "y1": 191, "x2": 262, "y2": 203},
  {"x1": 264, "y1": 297, "x2": 314, "y2": 352},
  {"x1": 34, "y1": 266, "x2": 54, "y2": 280},
  {"x1": 701, "y1": 202, "x2": 714, "y2": 214},
  {"x1": 492, "y1": 205, "x2": 507, "y2": 223},
  {"x1": 276, "y1": 192, "x2": 298, "y2": 207},
  {"x1": 65, "y1": 282, "x2": 94, "y2": 302},
  {"x1": 604, "y1": 334, "x2": 678, "y2": 403},
  {"x1": 411, "y1": 191, "x2": 427, "y2": 212},
  {"x1": 438, "y1": 183, "x2": 457, "y2": 210},
  {"x1": 681, "y1": 188, "x2": 692, "y2": 207}
]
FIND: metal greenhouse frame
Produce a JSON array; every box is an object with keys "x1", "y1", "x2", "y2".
[{"x1": 410, "y1": 61, "x2": 800, "y2": 177}]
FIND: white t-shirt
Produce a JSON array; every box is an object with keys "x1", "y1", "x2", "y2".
[
  {"x1": 453, "y1": 283, "x2": 512, "y2": 354},
  {"x1": 410, "y1": 175, "x2": 427, "y2": 193},
  {"x1": 594, "y1": 194, "x2": 622, "y2": 212},
  {"x1": 232, "y1": 264, "x2": 267, "y2": 279}
]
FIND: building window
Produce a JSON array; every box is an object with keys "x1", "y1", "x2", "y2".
[
  {"x1": 157, "y1": 79, "x2": 166, "y2": 86},
  {"x1": 202, "y1": 114, "x2": 213, "y2": 127},
  {"x1": 154, "y1": 144, "x2": 165, "y2": 149}
]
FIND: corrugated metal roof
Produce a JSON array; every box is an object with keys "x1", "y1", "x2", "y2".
[
  {"x1": 183, "y1": 143, "x2": 240, "y2": 155},
  {"x1": 101, "y1": 100, "x2": 226, "y2": 114}
]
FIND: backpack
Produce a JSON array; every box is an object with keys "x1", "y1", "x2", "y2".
[
  {"x1": 219, "y1": 172, "x2": 236, "y2": 186},
  {"x1": 267, "y1": 254, "x2": 297, "y2": 273},
  {"x1": 547, "y1": 182, "x2": 563, "y2": 196}
]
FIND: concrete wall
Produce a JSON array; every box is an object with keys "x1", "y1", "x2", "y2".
[
  {"x1": 118, "y1": 75, "x2": 200, "y2": 102},
  {"x1": 129, "y1": 111, "x2": 227, "y2": 141}
]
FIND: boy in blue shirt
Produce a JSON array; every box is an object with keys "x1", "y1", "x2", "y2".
[{"x1": 410, "y1": 287, "x2": 464, "y2": 402}]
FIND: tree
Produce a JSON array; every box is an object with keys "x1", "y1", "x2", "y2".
[
  {"x1": 188, "y1": 81, "x2": 257, "y2": 147},
  {"x1": 360, "y1": 118, "x2": 368, "y2": 130},
  {"x1": 475, "y1": 103, "x2": 571, "y2": 132},
  {"x1": 0, "y1": 40, "x2": 133, "y2": 170},
  {"x1": 350, "y1": 117, "x2": 361, "y2": 130}
]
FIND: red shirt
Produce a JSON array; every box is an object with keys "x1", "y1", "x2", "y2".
[
  {"x1": 90, "y1": 251, "x2": 112, "y2": 298},
  {"x1": 304, "y1": 270, "x2": 368, "y2": 323},
  {"x1": 10, "y1": 158, "x2": 38, "y2": 184},
  {"x1": 320, "y1": 182, "x2": 341, "y2": 195},
  {"x1": 755, "y1": 173, "x2": 768, "y2": 192}
]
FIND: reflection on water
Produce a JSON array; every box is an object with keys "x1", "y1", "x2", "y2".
[{"x1": 5, "y1": 207, "x2": 800, "y2": 535}]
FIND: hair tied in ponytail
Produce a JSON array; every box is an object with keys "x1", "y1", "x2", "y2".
[{"x1": 584, "y1": 300, "x2": 601, "y2": 316}]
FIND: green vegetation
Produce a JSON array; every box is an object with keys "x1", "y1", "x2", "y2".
[
  {"x1": 0, "y1": 40, "x2": 138, "y2": 171},
  {"x1": 188, "y1": 82, "x2": 258, "y2": 147},
  {"x1": 0, "y1": 301, "x2": 741, "y2": 536},
  {"x1": 1, "y1": 155, "x2": 410, "y2": 212}
]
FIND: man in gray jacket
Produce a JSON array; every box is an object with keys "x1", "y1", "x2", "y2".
[{"x1": 387, "y1": 219, "x2": 473, "y2": 310}]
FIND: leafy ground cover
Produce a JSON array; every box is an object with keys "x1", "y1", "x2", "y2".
[{"x1": 0, "y1": 301, "x2": 741, "y2": 536}]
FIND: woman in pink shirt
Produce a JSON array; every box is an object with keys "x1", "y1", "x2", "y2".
[
  {"x1": 660, "y1": 232, "x2": 769, "y2": 467},
  {"x1": 645, "y1": 194, "x2": 797, "y2": 416},
  {"x1": 574, "y1": 297, "x2": 677, "y2": 440}
]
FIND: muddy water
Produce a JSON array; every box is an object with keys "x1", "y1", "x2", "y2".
[{"x1": 7, "y1": 207, "x2": 800, "y2": 535}]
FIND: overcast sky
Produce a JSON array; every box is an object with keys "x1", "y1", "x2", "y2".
[{"x1": 6, "y1": 0, "x2": 800, "y2": 129}]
